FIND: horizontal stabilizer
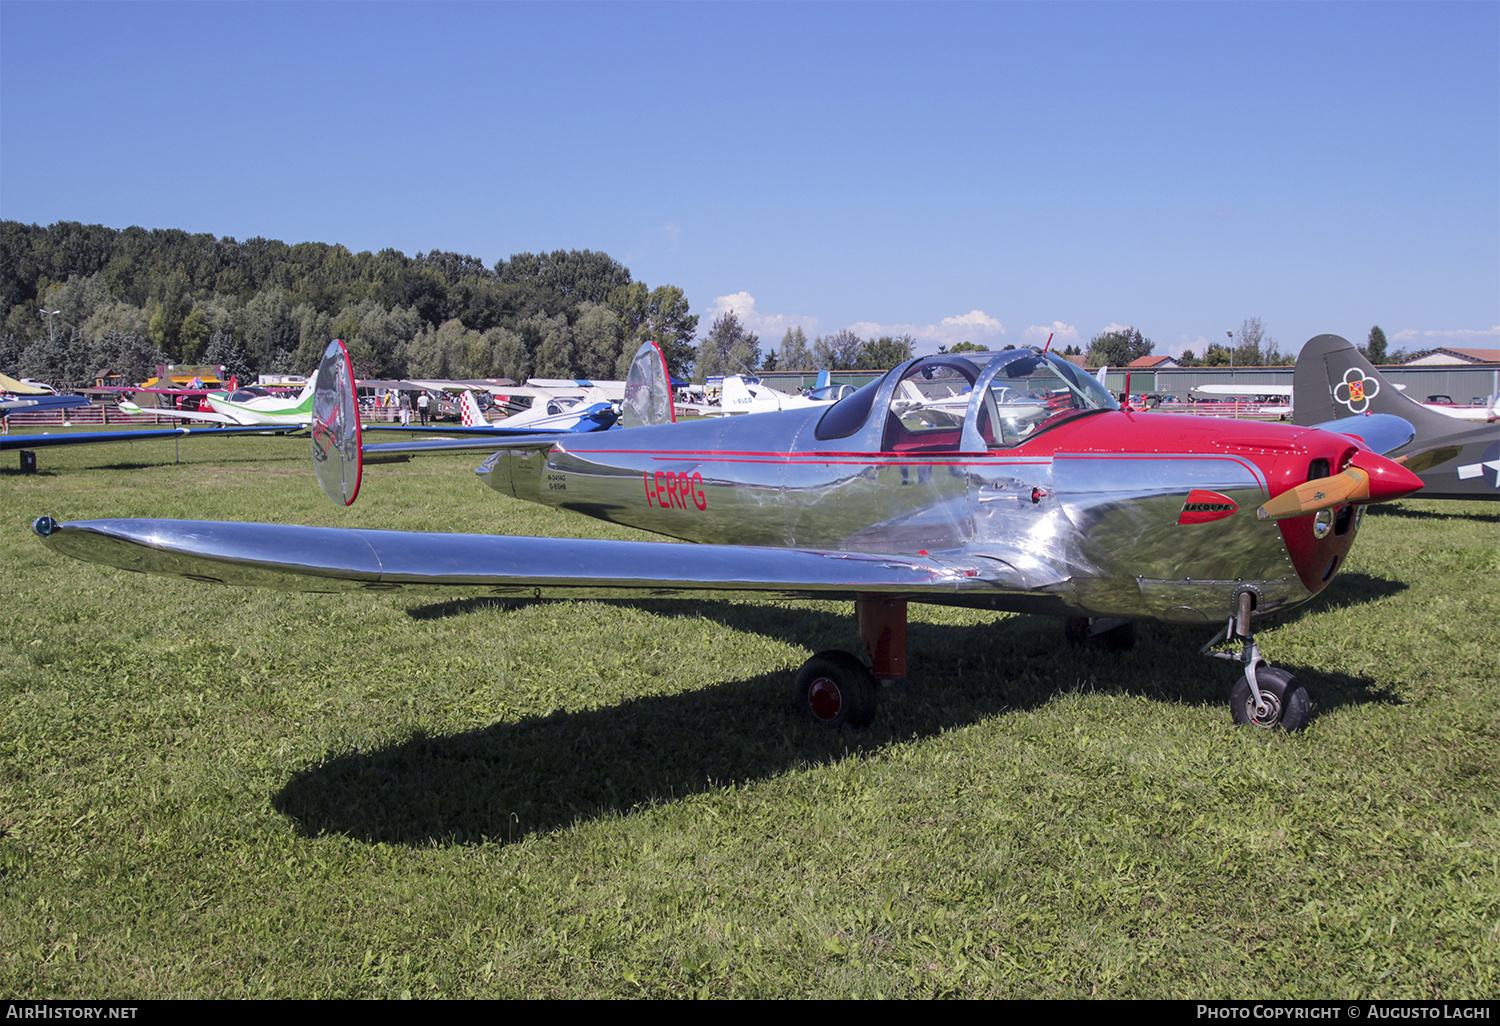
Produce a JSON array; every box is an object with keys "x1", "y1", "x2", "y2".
[{"x1": 361, "y1": 434, "x2": 565, "y2": 456}]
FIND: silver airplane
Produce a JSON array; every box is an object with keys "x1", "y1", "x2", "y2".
[{"x1": 35, "y1": 337, "x2": 1431, "y2": 733}]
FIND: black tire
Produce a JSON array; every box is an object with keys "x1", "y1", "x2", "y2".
[
  {"x1": 1064, "y1": 617, "x2": 1090, "y2": 646},
  {"x1": 794, "y1": 650, "x2": 876, "y2": 728},
  {"x1": 1064, "y1": 617, "x2": 1136, "y2": 651},
  {"x1": 1230, "y1": 666, "x2": 1310, "y2": 732}
]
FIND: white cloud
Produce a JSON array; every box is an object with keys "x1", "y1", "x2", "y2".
[
  {"x1": 1023, "y1": 322, "x2": 1080, "y2": 347},
  {"x1": 1390, "y1": 325, "x2": 1500, "y2": 342},
  {"x1": 848, "y1": 309, "x2": 1006, "y2": 350},
  {"x1": 706, "y1": 292, "x2": 819, "y2": 341},
  {"x1": 1168, "y1": 335, "x2": 1211, "y2": 359}
]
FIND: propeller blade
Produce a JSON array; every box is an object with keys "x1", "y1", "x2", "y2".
[
  {"x1": 1257, "y1": 467, "x2": 1370, "y2": 521},
  {"x1": 1393, "y1": 444, "x2": 1462, "y2": 474},
  {"x1": 1257, "y1": 448, "x2": 1426, "y2": 521}
]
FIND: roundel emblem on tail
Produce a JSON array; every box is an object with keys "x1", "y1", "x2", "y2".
[
  {"x1": 1334, "y1": 368, "x2": 1380, "y2": 414},
  {"x1": 1178, "y1": 489, "x2": 1239, "y2": 525}
]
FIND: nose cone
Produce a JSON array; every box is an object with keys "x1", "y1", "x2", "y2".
[{"x1": 1347, "y1": 448, "x2": 1425, "y2": 504}]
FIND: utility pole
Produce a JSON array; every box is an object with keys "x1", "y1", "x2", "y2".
[{"x1": 39, "y1": 308, "x2": 60, "y2": 343}]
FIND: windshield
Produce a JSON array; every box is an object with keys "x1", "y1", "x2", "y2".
[
  {"x1": 885, "y1": 350, "x2": 1116, "y2": 451},
  {"x1": 978, "y1": 351, "x2": 1117, "y2": 446}
]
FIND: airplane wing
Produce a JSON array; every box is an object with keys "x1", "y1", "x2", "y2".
[
  {"x1": 0, "y1": 424, "x2": 300, "y2": 452},
  {"x1": 1194, "y1": 384, "x2": 1295, "y2": 397},
  {"x1": 1, "y1": 394, "x2": 93, "y2": 412},
  {"x1": 118, "y1": 400, "x2": 239, "y2": 425},
  {"x1": 31, "y1": 517, "x2": 1049, "y2": 600}
]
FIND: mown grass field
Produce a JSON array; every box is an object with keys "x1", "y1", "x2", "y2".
[{"x1": 1, "y1": 431, "x2": 1496, "y2": 998}]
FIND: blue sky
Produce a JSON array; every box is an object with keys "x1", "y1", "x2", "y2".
[{"x1": 2, "y1": 1, "x2": 1496, "y2": 358}]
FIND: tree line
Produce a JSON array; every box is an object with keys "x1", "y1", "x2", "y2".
[
  {"x1": 1, "y1": 221, "x2": 943, "y2": 387},
  {"x1": 1, "y1": 221, "x2": 699, "y2": 385}
]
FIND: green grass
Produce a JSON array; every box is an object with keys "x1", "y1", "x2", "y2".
[{"x1": 1, "y1": 435, "x2": 1496, "y2": 997}]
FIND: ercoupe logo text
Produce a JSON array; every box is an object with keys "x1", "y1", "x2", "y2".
[
  {"x1": 1177, "y1": 489, "x2": 1239, "y2": 525},
  {"x1": 1334, "y1": 368, "x2": 1380, "y2": 414},
  {"x1": 645, "y1": 470, "x2": 707, "y2": 511}
]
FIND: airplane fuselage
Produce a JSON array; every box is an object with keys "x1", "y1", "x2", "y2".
[{"x1": 480, "y1": 403, "x2": 1369, "y2": 627}]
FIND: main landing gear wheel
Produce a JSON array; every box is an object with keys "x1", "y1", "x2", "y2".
[
  {"x1": 1064, "y1": 617, "x2": 1137, "y2": 651},
  {"x1": 794, "y1": 650, "x2": 876, "y2": 728},
  {"x1": 1230, "y1": 666, "x2": 1310, "y2": 733}
]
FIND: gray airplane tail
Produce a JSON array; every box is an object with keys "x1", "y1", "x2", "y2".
[{"x1": 1293, "y1": 334, "x2": 1454, "y2": 435}]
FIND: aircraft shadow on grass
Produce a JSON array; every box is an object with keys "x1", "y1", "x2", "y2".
[
  {"x1": 276, "y1": 574, "x2": 1409, "y2": 848},
  {"x1": 1364, "y1": 504, "x2": 1500, "y2": 525}
]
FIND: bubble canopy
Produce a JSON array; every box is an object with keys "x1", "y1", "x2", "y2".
[{"x1": 815, "y1": 348, "x2": 1118, "y2": 448}]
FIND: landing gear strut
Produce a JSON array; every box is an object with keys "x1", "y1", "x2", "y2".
[
  {"x1": 1203, "y1": 591, "x2": 1309, "y2": 732},
  {"x1": 793, "y1": 595, "x2": 907, "y2": 728},
  {"x1": 1064, "y1": 617, "x2": 1137, "y2": 651}
]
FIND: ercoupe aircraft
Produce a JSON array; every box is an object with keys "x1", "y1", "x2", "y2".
[
  {"x1": 118, "y1": 381, "x2": 316, "y2": 427},
  {"x1": 1293, "y1": 333, "x2": 1498, "y2": 500},
  {"x1": 36, "y1": 338, "x2": 1432, "y2": 733}
]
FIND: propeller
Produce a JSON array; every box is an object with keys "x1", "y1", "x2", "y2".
[
  {"x1": 1257, "y1": 449, "x2": 1425, "y2": 521},
  {"x1": 1392, "y1": 444, "x2": 1462, "y2": 474}
]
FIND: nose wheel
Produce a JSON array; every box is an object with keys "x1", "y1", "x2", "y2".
[
  {"x1": 1230, "y1": 666, "x2": 1309, "y2": 731},
  {"x1": 1204, "y1": 591, "x2": 1310, "y2": 732}
]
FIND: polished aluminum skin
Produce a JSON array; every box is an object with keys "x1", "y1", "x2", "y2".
[
  {"x1": 310, "y1": 339, "x2": 362, "y2": 507},
  {"x1": 35, "y1": 347, "x2": 1400, "y2": 629},
  {"x1": 469, "y1": 349, "x2": 1322, "y2": 624}
]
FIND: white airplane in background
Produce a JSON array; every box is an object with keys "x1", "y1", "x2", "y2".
[
  {"x1": 716, "y1": 374, "x2": 837, "y2": 415},
  {"x1": 455, "y1": 389, "x2": 615, "y2": 432},
  {"x1": 119, "y1": 381, "x2": 315, "y2": 426},
  {"x1": 358, "y1": 388, "x2": 618, "y2": 456},
  {"x1": 1193, "y1": 381, "x2": 1499, "y2": 422}
]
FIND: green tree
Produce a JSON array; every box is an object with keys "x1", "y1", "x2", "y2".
[
  {"x1": 860, "y1": 334, "x2": 915, "y2": 368},
  {"x1": 202, "y1": 330, "x2": 252, "y2": 385},
  {"x1": 533, "y1": 314, "x2": 578, "y2": 379},
  {"x1": 1230, "y1": 317, "x2": 1273, "y2": 366},
  {"x1": 178, "y1": 306, "x2": 210, "y2": 362},
  {"x1": 1085, "y1": 326, "x2": 1154, "y2": 367},
  {"x1": 812, "y1": 329, "x2": 864, "y2": 371},
  {"x1": 1365, "y1": 325, "x2": 1389, "y2": 364},
  {"x1": 641, "y1": 285, "x2": 698, "y2": 379},
  {"x1": 573, "y1": 302, "x2": 625, "y2": 380},
  {"x1": 775, "y1": 326, "x2": 813, "y2": 372},
  {"x1": 695, "y1": 311, "x2": 760, "y2": 380}
]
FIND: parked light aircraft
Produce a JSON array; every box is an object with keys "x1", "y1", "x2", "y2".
[
  {"x1": 716, "y1": 374, "x2": 840, "y2": 415},
  {"x1": 680, "y1": 371, "x2": 851, "y2": 417},
  {"x1": 1293, "y1": 333, "x2": 1498, "y2": 500},
  {"x1": 36, "y1": 337, "x2": 1431, "y2": 734},
  {"x1": 118, "y1": 381, "x2": 316, "y2": 427},
  {"x1": 360, "y1": 388, "x2": 617, "y2": 456}
]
